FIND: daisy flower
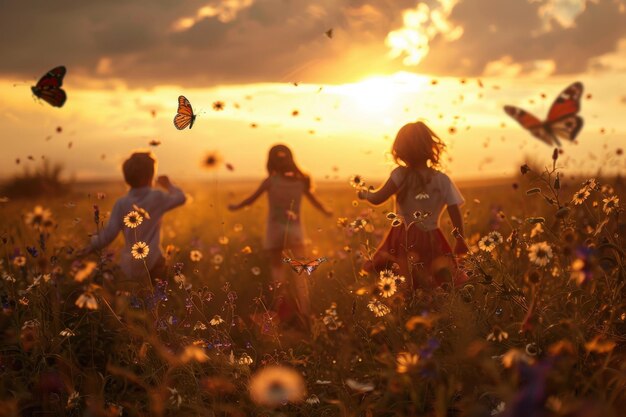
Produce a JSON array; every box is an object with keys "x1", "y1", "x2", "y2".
[
  {"x1": 123, "y1": 211, "x2": 143, "y2": 228},
  {"x1": 249, "y1": 365, "x2": 306, "y2": 408},
  {"x1": 210, "y1": 315, "x2": 224, "y2": 326},
  {"x1": 189, "y1": 250, "x2": 203, "y2": 262},
  {"x1": 24, "y1": 205, "x2": 54, "y2": 230},
  {"x1": 131, "y1": 242, "x2": 149, "y2": 260},
  {"x1": 478, "y1": 235, "x2": 496, "y2": 252},
  {"x1": 527, "y1": 241, "x2": 553, "y2": 267},
  {"x1": 75, "y1": 292, "x2": 98, "y2": 310},
  {"x1": 238, "y1": 353, "x2": 254, "y2": 365},
  {"x1": 488, "y1": 231, "x2": 504, "y2": 245},
  {"x1": 378, "y1": 277, "x2": 397, "y2": 298},
  {"x1": 396, "y1": 352, "x2": 419, "y2": 374},
  {"x1": 212, "y1": 254, "x2": 224, "y2": 265},
  {"x1": 571, "y1": 187, "x2": 590, "y2": 205},
  {"x1": 486, "y1": 325, "x2": 509, "y2": 342},
  {"x1": 367, "y1": 299, "x2": 390, "y2": 317},
  {"x1": 59, "y1": 328, "x2": 75, "y2": 337},
  {"x1": 13, "y1": 256, "x2": 26, "y2": 267},
  {"x1": 349, "y1": 175, "x2": 365, "y2": 189},
  {"x1": 602, "y1": 196, "x2": 619, "y2": 215}
]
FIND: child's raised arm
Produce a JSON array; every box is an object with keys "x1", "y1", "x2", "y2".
[
  {"x1": 357, "y1": 177, "x2": 398, "y2": 205},
  {"x1": 157, "y1": 175, "x2": 187, "y2": 211},
  {"x1": 228, "y1": 178, "x2": 270, "y2": 211},
  {"x1": 304, "y1": 183, "x2": 333, "y2": 217}
]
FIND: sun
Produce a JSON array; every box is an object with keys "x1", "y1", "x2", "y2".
[{"x1": 332, "y1": 74, "x2": 427, "y2": 115}]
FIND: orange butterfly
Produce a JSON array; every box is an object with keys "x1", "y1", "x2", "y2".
[
  {"x1": 504, "y1": 82, "x2": 584, "y2": 147},
  {"x1": 173, "y1": 95, "x2": 196, "y2": 130},
  {"x1": 283, "y1": 257, "x2": 327, "y2": 275}
]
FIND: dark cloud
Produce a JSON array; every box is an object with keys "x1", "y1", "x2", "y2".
[
  {"x1": 419, "y1": 0, "x2": 626, "y2": 76},
  {"x1": 0, "y1": 0, "x2": 624, "y2": 86}
]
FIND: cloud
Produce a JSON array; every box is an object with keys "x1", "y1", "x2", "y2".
[
  {"x1": 0, "y1": 0, "x2": 624, "y2": 87},
  {"x1": 412, "y1": 0, "x2": 626, "y2": 76}
]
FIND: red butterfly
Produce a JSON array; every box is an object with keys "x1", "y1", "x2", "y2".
[
  {"x1": 283, "y1": 257, "x2": 327, "y2": 275},
  {"x1": 31, "y1": 66, "x2": 67, "y2": 108},
  {"x1": 504, "y1": 82, "x2": 584, "y2": 147},
  {"x1": 173, "y1": 95, "x2": 196, "y2": 130}
]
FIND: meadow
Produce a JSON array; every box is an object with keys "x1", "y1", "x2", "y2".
[{"x1": 0, "y1": 158, "x2": 624, "y2": 417}]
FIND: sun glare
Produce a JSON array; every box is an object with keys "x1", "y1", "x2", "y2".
[{"x1": 333, "y1": 74, "x2": 426, "y2": 115}]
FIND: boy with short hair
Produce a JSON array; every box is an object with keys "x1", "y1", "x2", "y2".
[{"x1": 86, "y1": 151, "x2": 186, "y2": 284}]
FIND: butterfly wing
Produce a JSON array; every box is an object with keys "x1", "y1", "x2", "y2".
[
  {"x1": 283, "y1": 258, "x2": 305, "y2": 275},
  {"x1": 302, "y1": 257, "x2": 327, "y2": 275},
  {"x1": 504, "y1": 105, "x2": 559, "y2": 147},
  {"x1": 31, "y1": 66, "x2": 67, "y2": 107},
  {"x1": 545, "y1": 82, "x2": 583, "y2": 143},
  {"x1": 173, "y1": 95, "x2": 196, "y2": 130}
]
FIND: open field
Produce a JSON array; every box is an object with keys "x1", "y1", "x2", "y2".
[{"x1": 0, "y1": 169, "x2": 624, "y2": 417}]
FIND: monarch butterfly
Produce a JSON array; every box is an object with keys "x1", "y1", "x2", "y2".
[
  {"x1": 31, "y1": 66, "x2": 67, "y2": 108},
  {"x1": 283, "y1": 257, "x2": 327, "y2": 275},
  {"x1": 173, "y1": 95, "x2": 196, "y2": 130},
  {"x1": 504, "y1": 82, "x2": 584, "y2": 147}
]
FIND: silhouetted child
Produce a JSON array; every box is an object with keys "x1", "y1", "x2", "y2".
[
  {"x1": 358, "y1": 122, "x2": 468, "y2": 290},
  {"x1": 228, "y1": 144, "x2": 332, "y2": 325},
  {"x1": 85, "y1": 152, "x2": 186, "y2": 289}
]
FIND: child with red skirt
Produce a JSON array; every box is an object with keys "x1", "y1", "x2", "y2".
[{"x1": 358, "y1": 122, "x2": 469, "y2": 290}]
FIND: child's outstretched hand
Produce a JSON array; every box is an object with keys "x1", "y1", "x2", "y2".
[
  {"x1": 156, "y1": 175, "x2": 172, "y2": 189},
  {"x1": 323, "y1": 209, "x2": 333, "y2": 218},
  {"x1": 228, "y1": 203, "x2": 240, "y2": 212}
]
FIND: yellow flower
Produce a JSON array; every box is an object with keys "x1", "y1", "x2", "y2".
[
  {"x1": 249, "y1": 365, "x2": 306, "y2": 408},
  {"x1": 602, "y1": 196, "x2": 619, "y2": 215},
  {"x1": 59, "y1": 328, "x2": 75, "y2": 337},
  {"x1": 527, "y1": 241, "x2": 553, "y2": 267},
  {"x1": 478, "y1": 235, "x2": 496, "y2": 252},
  {"x1": 571, "y1": 188, "x2": 590, "y2": 205},
  {"x1": 367, "y1": 299, "x2": 390, "y2": 317},
  {"x1": 349, "y1": 175, "x2": 365, "y2": 189},
  {"x1": 396, "y1": 352, "x2": 419, "y2": 374},
  {"x1": 131, "y1": 242, "x2": 149, "y2": 260},
  {"x1": 238, "y1": 353, "x2": 254, "y2": 365},
  {"x1": 486, "y1": 325, "x2": 509, "y2": 342},
  {"x1": 190, "y1": 250, "x2": 203, "y2": 262},
  {"x1": 212, "y1": 254, "x2": 224, "y2": 265},
  {"x1": 210, "y1": 315, "x2": 224, "y2": 326},
  {"x1": 24, "y1": 205, "x2": 54, "y2": 230},
  {"x1": 181, "y1": 345, "x2": 209, "y2": 363},
  {"x1": 218, "y1": 236, "x2": 229, "y2": 245},
  {"x1": 75, "y1": 292, "x2": 98, "y2": 310},
  {"x1": 377, "y1": 277, "x2": 397, "y2": 298},
  {"x1": 13, "y1": 256, "x2": 26, "y2": 267},
  {"x1": 123, "y1": 211, "x2": 143, "y2": 228}
]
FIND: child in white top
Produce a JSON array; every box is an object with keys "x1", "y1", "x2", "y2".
[
  {"x1": 85, "y1": 152, "x2": 186, "y2": 286},
  {"x1": 358, "y1": 122, "x2": 468, "y2": 289},
  {"x1": 228, "y1": 144, "x2": 332, "y2": 324}
]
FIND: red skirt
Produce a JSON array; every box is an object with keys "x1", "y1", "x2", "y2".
[{"x1": 364, "y1": 225, "x2": 467, "y2": 289}]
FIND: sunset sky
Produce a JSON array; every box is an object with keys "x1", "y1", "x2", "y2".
[{"x1": 1, "y1": 0, "x2": 625, "y2": 183}]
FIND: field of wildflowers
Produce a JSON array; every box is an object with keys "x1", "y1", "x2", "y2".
[{"x1": 0, "y1": 157, "x2": 624, "y2": 417}]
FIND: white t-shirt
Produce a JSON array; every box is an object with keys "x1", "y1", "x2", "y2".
[
  {"x1": 390, "y1": 167, "x2": 464, "y2": 231},
  {"x1": 90, "y1": 184, "x2": 186, "y2": 277}
]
